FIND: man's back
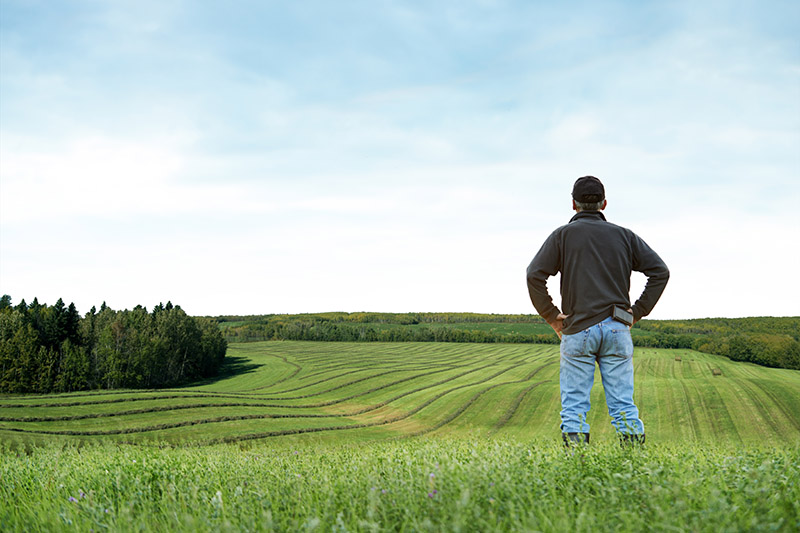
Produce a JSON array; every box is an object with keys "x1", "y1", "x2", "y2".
[{"x1": 527, "y1": 210, "x2": 669, "y2": 335}]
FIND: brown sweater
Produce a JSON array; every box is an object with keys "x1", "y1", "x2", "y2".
[{"x1": 526, "y1": 211, "x2": 669, "y2": 335}]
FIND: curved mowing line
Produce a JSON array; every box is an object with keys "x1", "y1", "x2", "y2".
[
  {"x1": 202, "y1": 345, "x2": 531, "y2": 397},
  {"x1": 704, "y1": 379, "x2": 742, "y2": 439},
  {"x1": 174, "y1": 365, "x2": 459, "y2": 402},
  {"x1": 0, "y1": 369, "x2": 441, "y2": 410},
  {"x1": 492, "y1": 361, "x2": 557, "y2": 431},
  {"x1": 0, "y1": 344, "x2": 532, "y2": 402},
  {"x1": 686, "y1": 379, "x2": 718, "y2": 436},
  {"x1": 233, "y1": 353, "x2": 303, "y2": 392},
  {"x1": 0, "y1": 402, "x2": 336, "y2": 422},
  {"x1": 406, "y1": 360, "x2": 556, "y2": 438},
  {"x1": 0, "y1": 388, "x2": 167, "y2": 401},
  {"x1": 408, "y1": 380, "x2": 551, "y2": 439},
  {"x1": 254, "y1": 357, "x2": 377, "y2": 385},
  {"x1": 251, "y1": 369, "x2": 409, "y2": 400},
  {"x1": 290, "y1": 348, "x2": 506, "y2": 379},
  {"x1": 1, "y1": 352, "x2": 548, "y2": 411},
  {"x1": 4, "y1": 363, "x2": 519, "y2": 437},
  {"x1": 271, "y1": 366, "x2": 401, "y2": 392},
  {"x1": 0, "y1": 394, "x2": 253, "y2": 409},
  {"x1": 732, "y1": 379, "x2": 798, "y2": 438},
  {"x1": 259, "y1": 362, "x2": 453, "y2": 396},
  {"x1": 288, "y1": 348, "x2": 492, "y2": 378},
  {"x1": 0, "y1": 412, "x2": 347, "y2": 436},
  {"x1": 0, "y1": 363, "x2": 482, "y2": 411},
  {"x1": 341, "y1": 364, "x2": 521, "y2": 418},
  {"x1": 705, "y1": 377, "x2": 745, "y2": 445},
  {"x1": 0, "y1": 355, "x2": 530, "y2": 412},
  {"x1": 740, "y1": 379, "x2": 800, "y2": 434},
  {"x1": 733, "y1": 380, "x2": 783, "y2": 438},
  {"x1": 285, "y1": 345, "x2": 482, "y2": 373},
  {"x1": 683, "y1": 378, "x2": 739, "y2": 439},
  {"x1": 678, "y1": 381, "x2": 700, "y2": 440},
  {"x1": 490, "y1": 382, "x2": 548, "y2": 432},
  {"x1": 0, "y1": 347, "x2": 558, "y2": 440},
  {"x1": 259, "y1": 355, "x2": 446, "y2": 387},
  {"x1": 220, "y1": 363, "x2": 497, "y2": 410},
  {"x1": 194, "y1": 361, "x2": 529, "y2": 446},
  {"x1": 0, "y1": 373, "x2": 369, "y2": 407},
  {"x1": 173, "y1": 364, "x2": 470, "y2": 404}
]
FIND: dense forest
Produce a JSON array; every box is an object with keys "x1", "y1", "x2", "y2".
[
  {"x1": 633, "y1": 317, "x2": 800, "y2": 370},
  {"x1": 0, "y1": 296, "x2": 227, "y2": 393},
  {"x1": 216, "y1": 312, "x2": 800, "y2": 371}
]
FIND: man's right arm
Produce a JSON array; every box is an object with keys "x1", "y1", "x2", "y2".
[{"x1": 526, "y1": 232, "x2": 562, "y2": 325}]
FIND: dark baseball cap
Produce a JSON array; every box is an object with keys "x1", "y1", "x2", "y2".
[{"x1": 572, "y1": 176, "x2": 605, "y2": 203}]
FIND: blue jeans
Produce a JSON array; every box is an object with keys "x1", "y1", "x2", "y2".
[{"x1": 559, "y1": 317, "x2": 644, "y2": 435}]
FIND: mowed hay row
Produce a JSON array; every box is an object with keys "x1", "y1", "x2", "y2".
[
  {"x1": 0, "y1": 343, "x2": 547, "y2": 444},
  {"x1": 0, "y1": 397, "x2": 335, "y2": 423},
  {"x1": 2, "y1": 342, "x2": 799, "y2": 446},
  {"x1": 633, "y1": 350, "x2": 800, "y2": 444},
  {"x1": 0, "y1": 403, "x2": 345, "y2": 434},
  {"x1": 395, "y1": 362, "x2": 550, "y2": 437}
]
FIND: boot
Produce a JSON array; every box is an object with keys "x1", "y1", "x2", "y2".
[
  {"x1": 619, "y1": 433, "x2": 646, "y2": 447},
  {"x1": 562, "y1": 432, "x2": 590, "y2": 447}
]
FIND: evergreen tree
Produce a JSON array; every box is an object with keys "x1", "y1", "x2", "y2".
[
  {"x1": 55, "y1": 340, "x2": 90, "y2": 392},
  {"x1": 66, "y1": 303, "x2": 81, "y2": 345},
  {"x1": 0, "y1": 297, "x2": 228, "y2": 392}
]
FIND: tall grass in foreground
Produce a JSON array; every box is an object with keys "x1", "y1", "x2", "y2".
[{"x1": 2, "y1": 438, "x2": 797, "y2": 532}]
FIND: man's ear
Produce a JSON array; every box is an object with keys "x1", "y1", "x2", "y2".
[
  {"x1": 572, "y1": 200, "x2": 578, "y2": 212},
  {"x1": 600, "y1": 199, "x2": 608, "y2": 210}
]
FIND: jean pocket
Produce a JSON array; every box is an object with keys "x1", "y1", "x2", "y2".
[
  {"x1": 611, "y1": 329, "x2": 634, "y2": 357},
  {"x1": 561, "y1": 331, "x2": 588, "y2": 356}
]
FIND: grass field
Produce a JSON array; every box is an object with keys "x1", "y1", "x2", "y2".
[
  {"x1": 2, "y1": 341, "x2": 798, "y2": 446},
  {"x1": 2, "y1": 437, "x2": 798, "y2": 532},
  {"x1": 2, "y1": 341, "x2": 799, "y2": 531}
]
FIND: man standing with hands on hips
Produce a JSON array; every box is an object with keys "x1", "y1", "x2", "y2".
[{"x1": 526, "y1": 176, "x2": 669, "y2": 446}]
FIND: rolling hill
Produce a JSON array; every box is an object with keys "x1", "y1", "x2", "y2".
[{"x1": 2, "y1": 341, "x2": 798, "y2": 447}]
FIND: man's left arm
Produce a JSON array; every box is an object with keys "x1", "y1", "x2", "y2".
[{"x1": 630, "y1": 235, "x2": 670, "y2": 322}]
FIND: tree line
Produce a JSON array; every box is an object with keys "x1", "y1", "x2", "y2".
[
  {"x1": 633, "y1": 317, "x2": 799, "y2": 370},
  {"x1": 220, "y1": 319, "x2": 559, "y2": 345},
  {"x1": 0, "y1": 296, "x2": 227, "y2": 393},
  {"x1": 216, "y1": 311, "x2": 548, "y2": 326},
  {"x1": 217, "y1": 312, "x2": 800, "y2": 371}
]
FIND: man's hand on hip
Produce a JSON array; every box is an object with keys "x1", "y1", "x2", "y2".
[
  {"x1": 628, "y1": 308, "x2": 637, "y2": 328},
  {"x1": 549, "y1": 313, "x2": 568, "y2": 339}
]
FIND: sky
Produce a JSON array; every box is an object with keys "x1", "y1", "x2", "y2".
[{"x1": 1, "y1": 0, "x2": 799, "y2": 320}]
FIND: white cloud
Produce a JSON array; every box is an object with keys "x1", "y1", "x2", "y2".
[
  {"x1": 1, "y1": 0, "x2": 798, "y2": 318},
  {"x1": 0, "y1": 134, "x2": 263, "y2": 224},
  {"x1": 634, "y1": 210, "x2": 800, "y2": 319}
]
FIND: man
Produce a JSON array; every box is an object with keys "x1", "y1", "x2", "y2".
[{"x1": 526, "y1": 176, "x2": 669, "y2": 446}]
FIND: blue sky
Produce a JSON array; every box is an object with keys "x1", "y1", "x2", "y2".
[{"x1": 1, "y1": 0, "x2": 798, "y2": 319}]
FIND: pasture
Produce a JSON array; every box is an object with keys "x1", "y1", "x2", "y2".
[
  {"x1": 1, "y1": 342, "x2": 799, "y2": 531},
  {"x1": 1, "y1": 341, "x2": 798, "y2": 445}
]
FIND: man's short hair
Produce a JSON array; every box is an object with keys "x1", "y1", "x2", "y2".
[{"x1": 574, "y1": 199, "x2": 604, "y2": 211}]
